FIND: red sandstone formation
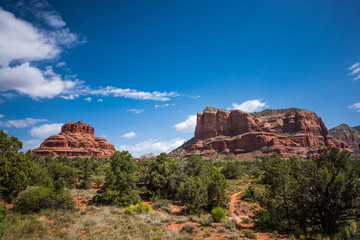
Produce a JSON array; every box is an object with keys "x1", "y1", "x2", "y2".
[
  {"x1": 32, "y1": 121, "x2": 115, "y2": 158},
  {"x1": 180, "y1": 107, "x2": 349, "y2": 158},
  {"x1": 329, "y1": 124, "x2": 360, "y2": 152}
]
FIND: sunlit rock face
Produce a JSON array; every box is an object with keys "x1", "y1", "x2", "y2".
[
  {"x1": 180, "y1": 107, "x2": 349, "y2": 158},
  {"x1": 32, "y1": 121, "x2": 115, "y2": 158}
]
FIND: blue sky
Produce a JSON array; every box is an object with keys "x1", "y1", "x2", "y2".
[{"x1": 0, "y1": 0, "x2": 359, "y2": 157}]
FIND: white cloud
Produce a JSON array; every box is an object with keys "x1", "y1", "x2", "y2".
[
  {"x1": 127, "y1": 109, "x2": 144, "y2": 114},
  {"x1": 83, "y1": 86, "x2": 178, "y2": 101},
  {"x1": 85, "y1": 97, "x2": 92, "y2": 102},
  {"x1": 0, "y1": 118, "x2": 46, "y2": 128},
  {"x1": 29, "y1": 123, "x2": 63, "y2": 139},
  {"x1": 60, "y1": 94, "x2": 79, "y2": 100},
  {"x1": 97, "y1": 99, "x2": 103, "y2": 103},
  {"x1": 349, "y1": 103, "x2": 360, "y2": 112},
  {"x1": 0, "y1": 8, "x2": 59, "y2": 66},
  {"x1": 40, "y1": 11, "x2": 66, "y2": 28},
  {"x1": 22, "y1": 138, "x2": 43, "y2": 150},
  {"x1": 122, "y1": 132, "x2": 136, "y2": 139},
  {"x1": 174, "y1": 115, "x2": 197, "y2": 133},
  {"x1": 0, "y1": 114, "x2": 4, "y2": 118},
  {"x1": 0, "y1": 7, "x2": 82, "y2": 99},
  {"x1": 155, "y1": 103, "x2": 176, "y2": 108},
  {"x1": 119, "y1": 138, "x2": 185, "y2": 158},
  {"x1": 348, "y1": 62, "x2": 360, "y2": 81},
  {"x1": 56, "y1": 62, "x2": 66, "y2": 67},
  {"x1": 0, "y1": 7, "x2": 179, "y2": 102},
  {"x1": 0, "y1": 63, "x2": 80, "y2": 99},
  {"x1": 232, "y1": 99, "x2": 267, "y2": 112}
]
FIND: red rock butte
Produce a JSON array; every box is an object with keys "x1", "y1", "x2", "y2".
[
  {"x1": 180, "y1": 107, "x2": 349, "y2": 158},
  {"x1": 32, "y1": 121, "x2": 115, "y2": 158}
]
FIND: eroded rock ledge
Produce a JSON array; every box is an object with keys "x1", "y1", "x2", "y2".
[
  {"x1": 179, "y1": 107, "x2": 349, "y2": 158},
  {"x1": 32, "y1": 121, "x2": 115, "y2": 158}
]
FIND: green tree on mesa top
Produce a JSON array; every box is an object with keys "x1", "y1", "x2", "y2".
[{"x1": 0, "y1": 130, "x2": 33, "y2": 202}]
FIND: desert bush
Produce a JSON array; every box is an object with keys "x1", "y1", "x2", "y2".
[
  {"x1": 260, "y1": 148, "x2": 360, "y2": 235},
  {"x1": 211, "y1": 206, "x2": 226, "y2": 222},
  {"x1": 194, "y1": 215, "x2": 213, "y2": 226},
  {"x1": 13, "y1": 185, "x2": 75, "y2": 213},
  {"x1": 221, "y1": 162, "x2": 243, "y2": 179},
  {"x1": 242, "y1": 229, "x2": 257, "y2": 239},
  {"x1": 45, "y1": 162, "x2": 79, "y2": 188},
  {"x1": 338, "y1": 221, "x2": 360, "y2": 240},
  {"x1": 180, "y1": 224, "x2": 196, "y2": 234},
  {"x1": 124, "y1": 202, "x2": 153, "y2": 215},
  {"x1": 0, "y1": 203, "x2": 5, "y2": 237},
  {"x1": 144, "y1": 153, "x2": 228, "y2": 214}
]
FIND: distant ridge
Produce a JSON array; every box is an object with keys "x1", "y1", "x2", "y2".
[{"x1": 329, "y1": 124, "x2": 360, "y2": 152}]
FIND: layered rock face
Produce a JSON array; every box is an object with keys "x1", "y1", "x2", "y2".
[
  {"x1": 329, "y1": 124, "x2": 360, "y2": 152},
  {"x1": 33, "y1": 121, "x2": 115, "y2": 157},
  {"x1": 181, "y1": 107, "x2": 348, "y2": 158}
]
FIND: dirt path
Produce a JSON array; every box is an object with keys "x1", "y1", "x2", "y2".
[
  {"x1": 228, "y1": 180, "x2": 251, "y2": 224},
  {"x1": 228, "y1": 180, "x2": 278, "y2": 240}
]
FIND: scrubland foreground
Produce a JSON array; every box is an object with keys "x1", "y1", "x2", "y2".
[{"x1": 1, "y1": 130, "x2": 360, "y2": 240}]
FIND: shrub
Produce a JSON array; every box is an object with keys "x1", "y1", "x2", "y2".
[
  {"x1": 0, "y1": 204, "x2": 5, "y2": 237},
  {"x1": 180, "y1": 224, "x2": 195, "y2": 234},
  {"x1": 242, "y1": 229, "x2": 257, "y2": 239},
  {"x1": 211, "y1": 206, "x2": 226, "y2": 222},
  {"x1": 13, "y1": 186, "x2": 75, "y2": 213},
  {"x1": 339, "y1": 221, "x2": 360, "y2": 240},
  {"x1": 221, "y1": 162, "x2": 243, "y2": 179},
  {"x1": 124, "y1": 202, "x2": 153, "y2": 215}
]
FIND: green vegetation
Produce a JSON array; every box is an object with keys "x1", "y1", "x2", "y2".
[
  {"x1": 1, "y1": 129, "x2": 359, "y2": 239},
  {"x1": 13, "y1": 184, "x2": 75, "y2": 213},
  {"x1": 92, "y1": 151, "x2": 140, "y2": 206},
  {"x1": 257, "y1": 148, "x2": 360, "y2": 235},
  {"x1": 211, "y1": 206, "x2": 226, "y2": 222},
  {"x1": 143, "y1": 153, "x2": 228, "y2": 214},
  {"x1": 0, "y1": 204, "x2": 5, "y2": 237},
  {"x1": 0, "y1": 130, "x2": 33, "y2": 202},
  {"x1": 124, "y1": 202, "x2": 153, "y2": 215}
]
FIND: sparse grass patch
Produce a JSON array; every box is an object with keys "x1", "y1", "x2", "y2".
[
  {"x1": 180, "y1": 224, "x2": 196, "y2": 234},
  {"x1": 242, "y1": 229, "x2": 257, "y2": 239}
]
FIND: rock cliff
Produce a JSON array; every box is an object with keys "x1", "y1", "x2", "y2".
[
  {"x1": 32, "y1": 121, "x2": 115, "y2": 157},
  {"x1": 180, "y1": 107, "x2": 348, "y2": 158},
  {"x1": 329, "y1": 124, "x2": 360, "y2": 152}
]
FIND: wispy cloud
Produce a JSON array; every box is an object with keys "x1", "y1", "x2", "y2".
[
  {"x1": 348, "y1": 62, "x2": 360, "y2": 81},
  {"x1": 85, "y1": 97, "x2": 92, "y2": 102},
  {"x1": 0, "y1": 118, "x2": 46, "y2": 128},
  {"x1": 232, "y1": 99, "x2": 267, "y2": 112},
  {"x1": 119, "y1": 138, "x2": 185, "y2": 158},
  {"x1": 29, "y1": 123, "x2": 63, "y2": 139},
  {"x1": 0, "y1": 114, "x2": 4, "y2": 118},
  {"x1": 349, "y1": 102, "x2": 360, "y2": 112},
  {"x1": 155, "y1": 103, "x2": 176, "y2": 108},
  {"x1": 122, "y1": 132, "x2": 136, "y2": 139},
  {"x1": 82, "y1": 86, "x2": 178, "y2": 101},
  {"x1": 127, "y1": 109, "x2": 144, "y2": 114},
  {"x1": 174, "y1": 115, "x2": 197, "y2": 133}
]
